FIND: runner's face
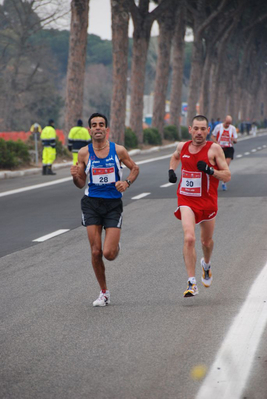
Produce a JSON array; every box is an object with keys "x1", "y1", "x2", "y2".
[
  {"x1": 89, "y1": 117, "x2": 108, "y2": 141},
  {"x1": 224, "y1": 118, "x2": 231, "y2": 128},
  {"x1": 189, "y1": 120, "x2": 209, "y2": 145}
]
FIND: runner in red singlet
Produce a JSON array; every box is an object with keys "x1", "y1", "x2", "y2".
[
  {"x1": 168, "y1": 115, "x2": 231, "y2": 298},
  {"x1": 211, "y1": 115, "x2": 237, "y2": 191}
]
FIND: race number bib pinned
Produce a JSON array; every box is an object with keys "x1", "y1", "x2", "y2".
[
  {"x1": 180, "y1": 170, "x2": 202, "y2": 197},
  {"x1": 92, "y1": 167, "x2": 115, "y2": 184},
  {"x1": 218, "y1": 130, "x2": 231, "y2": 147}
]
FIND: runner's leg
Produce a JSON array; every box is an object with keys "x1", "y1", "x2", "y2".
[
  {"x1": 200, "y1": 218, "x2": 215, "y2": 264},
  {"x1": 86, "y1": 225, "x2": 107, "y2": 290},
  {"x1": 103, "y1": 228, "x2": 121, "y2": 260},
  {"x1": 180, "y1": 207, "x2": 196, "y2": 278}
]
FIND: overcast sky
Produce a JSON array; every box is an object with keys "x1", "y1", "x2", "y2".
[
  {"x1": 88, "y1": 0, "x2": 158, "y2": 40},
  {"x1": 61, "y1": 0, "x2": 192, "y2": 41}
]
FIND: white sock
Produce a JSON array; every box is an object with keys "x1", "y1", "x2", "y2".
[
  {"x1": 202, "y1": 258, "x2": 211, "y2": 270},
  {"x1": 188, "y1": 277, "x2": 196, "y2": 285}
]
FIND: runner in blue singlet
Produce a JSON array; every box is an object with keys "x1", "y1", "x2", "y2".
[{"x1": 70, "y1": 113, "x2": 139, "y2": 307}]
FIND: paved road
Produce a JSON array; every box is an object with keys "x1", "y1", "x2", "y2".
[{"x1": 1, "y1": 133, "x2": 267, "y2": 398}]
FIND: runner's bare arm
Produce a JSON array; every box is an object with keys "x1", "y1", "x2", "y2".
[
  {"x1": 169, "y1": 142, "x2": 184, "y2": 170},
  {"x1": 232, "y1": 133, "x2": 238, "y2": 144},
  {"x1": 70, "y1": 147, "x2": 87, "y2": 188},
  {"x1": 211, "y1": 143, "x2": 231, "y2": 182},
  {"x1": 115, "y1": 145, "x2": 139, "y2": 192}
]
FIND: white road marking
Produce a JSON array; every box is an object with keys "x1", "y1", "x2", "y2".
[
  {"x1": 160, "y1": 183, "x2": 174, "y2": 187},
  {"x1": 135, "y1": 154, "x2": 171, "y2": 165},
  {"x1": 131, "y1": 193, "x2": 150, "y2": 200},
  {"x1": 251, "y1": 149, "x2": 257, "y2": 152},
  {"x1": 244, "y1": 152, "x2": 250, "y2": 155},
  {"x1": 33, "y1": 229, "x2": 70, "y2": 242},
  {"x1": 236, "y1": 154, "x2": 243, "y2": 158},
  {"x1": 257, "y1": 147, "x2": 262, "y2": 150},
  {"x1": 0, "y1": 177, "x2": 72, "y2": 198},
  {"x1": 121, "y1": 154, "x2": 171, "y2": 169},
  {"x1": 196, "y1": 261, "x2": 267, "y2": 399}
]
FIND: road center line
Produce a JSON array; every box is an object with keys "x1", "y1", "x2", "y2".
[
  {"x1": 33, "y1": 229, "x2": 70, "y2": 242},
  {"x1": 131, "y1": 193, "x2": 150, "y2": 200},
  {"x1": 196, "y1": 261, "x2": 267, "y2": 399},
  {"x1": 160, "y1": 183, "x2": 174, "y2": 187}
]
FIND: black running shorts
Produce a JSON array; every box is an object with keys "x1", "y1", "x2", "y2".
[
  {"x1": 81, "y1": 196, "x2": 123, "y2": 229},
  {"x1": 223, "y1": 147, "x2": 234, "y2": 159}
]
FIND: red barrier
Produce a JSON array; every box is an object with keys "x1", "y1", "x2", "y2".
[
  {"x1": 0, "y1": 131, "x2": 31, "y2": 142},
  {"x1": 0, "y1": 130, "x2": 65, "y2": 144}
]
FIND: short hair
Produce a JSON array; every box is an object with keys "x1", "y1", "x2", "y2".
[
  {"x1": 192, "y1": 114, "x2": 209, "y2": 126},
  {"x1": 77, "y1": 119, "x2": 83, "y2": 126},
  {"x1": 88, "y1": 113, "x2": 108, "y2": 128},
  {"x1": 48, "y1": 119, "x2": 54, "y2": 125}
]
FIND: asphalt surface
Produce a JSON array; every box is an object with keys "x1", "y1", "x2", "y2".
[{"x1": 1, "y1": 132, "x2": 267, "y2": 399}]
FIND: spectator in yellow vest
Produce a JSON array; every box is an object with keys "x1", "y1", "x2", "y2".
[
  {"x1": 40, "y1": 119, "x2": 57, "y2": 175},
  {"x1": 68, "y1": 119, "x2": 91, "y2": 165}
]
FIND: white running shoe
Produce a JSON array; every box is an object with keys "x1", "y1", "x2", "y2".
[
  {"x1": 93, "y1": 290, "x2": 110, "y2": 307},
  {"x1": 184, "y1": 281, "x2": 199, "y2": 297},
  {"x1": 201, "y1": 258, "x2": 213, "y2": 287}
]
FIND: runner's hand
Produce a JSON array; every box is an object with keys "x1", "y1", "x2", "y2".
[
  {"x1": 168, "y1": 169, "x2": 177, "y2": 183},
  {"x1": 197, "y1": 161, "x2": 214, "y2": 175},
  {"x1": 70, "y1": 162, "x2": 80, "y2": 178}
]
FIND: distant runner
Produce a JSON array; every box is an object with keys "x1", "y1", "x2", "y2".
[{"x1": 211, "y1": 115, "x2": 237, "y2": 191}]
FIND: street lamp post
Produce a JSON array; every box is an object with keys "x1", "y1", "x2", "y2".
[{"x1": 31, "y1": 123, "x2": 41, "y2": 165}]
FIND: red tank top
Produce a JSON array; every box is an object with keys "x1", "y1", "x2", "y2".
[{"x1": 177, "y1": 141, "x2": 219, "y2": 210}]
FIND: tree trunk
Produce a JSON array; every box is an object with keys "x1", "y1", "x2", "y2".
[
  {"x1": 186, "y1": 36, "x2": 203, "y2": 125},
  {"x1": 216, "y1": 77, "x2": 228, "y2": 119},
  {"x1": 110, "y1": 0, "x2": 129, "y2": 144},
  {"x1": 199, "y1": 47, "x2": 212, "y2": 117},
  {"x1": 64, "y1": 0, "x2": 89, "y2": 142},
  {"x1": 185, "y1": 0, "x2": 231, "y2": 125},
  {"x1": 237, "y1": 32, "x2": 255, "y2": 121},
  {"x1": 130, "y1": 34, "x2": 150, "y2": 143},
  {"x1": 128, "y1": 0, "x2": 172, "y2": 143},
  {"x1": 152, "y1": 0, "x2": 177, "y2": 138},
  {"x1": 169, "y1": 5, "x2": 186, "y2": 138},
  {"x1": 228, "y1": 54, "x2": 240, "y2": 122}
]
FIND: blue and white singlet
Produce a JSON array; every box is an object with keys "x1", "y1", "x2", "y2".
[{"x1": 84, "y1": 141, "x2": 123, "y2": 199}]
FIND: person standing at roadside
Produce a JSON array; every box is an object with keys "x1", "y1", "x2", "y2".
[
  {"x1": 70, "y1": 113, "x2": 139, "y2": 307},
  {"x1": 168, "y1": 115, "x2": 231, "y2": 297},
  {"x1": 211, "y1": 115, "x2": 237, "y2": 190},
  {"x1": 68, "y1": 119, "x2": 91, "y2": 165},
  {"x1": 40, "y1": 119, "x2": 57, "y2": 175}
]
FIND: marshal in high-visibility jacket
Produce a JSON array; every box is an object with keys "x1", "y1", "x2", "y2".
[
  {"x1": 68, "y1": 119, "x2": 91, "y2": 165},
  {"x1": 40, "y1": 119, "x2": 57, "y2": 175}
]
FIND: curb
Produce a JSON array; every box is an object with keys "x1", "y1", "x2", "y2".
[{"x1": 0, "y1": 143, "x2": 179, "y2": 180}]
